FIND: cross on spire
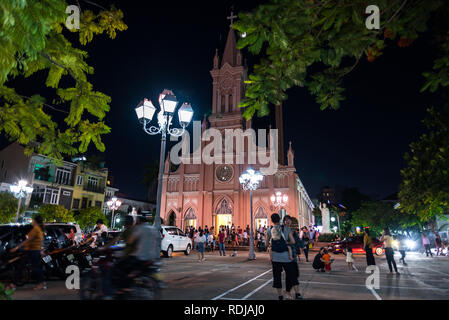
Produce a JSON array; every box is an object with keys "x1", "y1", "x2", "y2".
[{"x1": 227, "y1": 10, "x2": 237, "y2": 27}]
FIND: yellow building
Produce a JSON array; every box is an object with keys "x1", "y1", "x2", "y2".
[{"x1": 71, "y1": 159, "x2": 108, "y2": 211}]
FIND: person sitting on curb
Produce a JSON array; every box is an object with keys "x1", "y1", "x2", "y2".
[{"x1": 312, "y1": 247, "x2": 327, "y2": 272}]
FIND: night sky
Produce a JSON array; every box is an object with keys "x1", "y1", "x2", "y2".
[{"x1": 3, "y1": 1, "x2": 438, "y2": 201}]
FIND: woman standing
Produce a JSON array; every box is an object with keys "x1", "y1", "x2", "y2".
[
  {"x1": 196, "y1": 230, "x2": 206, "y2": 262},
  {"x1": 363, "y1": 228, "x2": 376, "y2": 266},
  {"x1": 283, "y1": 215, "x2": 302, "y2": 299},
  {"x1": 435, "y1": 234, "x2": 443, "y2": 256},
  {"x1": 12, "y1": 215, "x2": 46, "y2": 290},
  {"x1": 380, "y1": 228, "x2": 399, "y2": 274},
  {"x1": 302, "y1": 227, "x2": 310, "y2": 262}
]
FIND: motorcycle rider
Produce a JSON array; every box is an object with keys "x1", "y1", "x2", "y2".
[
  {"x1": 80, "y1": 219, "x2": 109, "y2": 248},
  {"x1": 114, "y1": 216, "x2": 160, "y2": 293},
  {"x1": 101, "y1": 215, "x2": 136, "y2": 298}
]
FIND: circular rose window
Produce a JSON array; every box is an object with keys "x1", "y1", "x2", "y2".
[{"x1": 216, "y1": 165, "x2": 233, "y2": 182}]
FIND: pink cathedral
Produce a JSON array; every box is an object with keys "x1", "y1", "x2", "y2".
[{"x1": 160, "y1": 24, "x2": 314, "y2": 233}]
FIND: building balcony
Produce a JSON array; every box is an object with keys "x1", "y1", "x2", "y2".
[{"x1": 83, "y1": 183, "x2": 105, "y2": 194}]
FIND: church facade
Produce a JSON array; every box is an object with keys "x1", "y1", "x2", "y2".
[{"x1": 159, "y1": 25, "x2": 314, "y2": 232}]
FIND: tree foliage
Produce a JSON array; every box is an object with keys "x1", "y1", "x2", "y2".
[
  {"x1": 39, "y1": 204, "x2": 74, "y2": 223},
  {"x1": 74, "y1": 206, "x2": 107, "y2": 230},
  {"x1": 399, "y1": 106, "x2": 449, "y2": 222},
  {"x1": 0, "y1": 282, "x2": 14, "y2": 300},
  {"x1": 0, "y1": 192, "x2": 19, "y2": 223},
  {"x1": 234, "y1": 0, "x2": 447, "y2": 119},
  {"x1": 0, "y1": 0, "x2": 127, "y2": 159},
  {"x1": 351, "y1": 200, "x2": 419, "y2": 234}
]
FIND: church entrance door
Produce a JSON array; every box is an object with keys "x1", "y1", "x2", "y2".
[
  {"x1": 215, "y1": 198, "x2": 233, "y2": 233},
  {"x1": 255, "y1": 207, "x2": 268, "y2": 231},
  {"x1": 184, "y1": 208, "x2": 197, "y2": 230},
  {"x1": 216, "y1": 214, "x2": 232, "y2": 230},
  {"x1": 255, "y1": 218, "x2": 268, "y2": 231}
]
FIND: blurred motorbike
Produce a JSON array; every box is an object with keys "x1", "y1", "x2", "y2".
[{"x1": 80, "y1": 246, "x2": 163, "y2": 300}]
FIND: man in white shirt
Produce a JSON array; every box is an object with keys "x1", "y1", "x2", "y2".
[
  {"x1": 90, "y1": 219, "x2": 108, "y2": 247},
  {"x1": 93, "y1": 219, "x2": 108, "y2": 236}
]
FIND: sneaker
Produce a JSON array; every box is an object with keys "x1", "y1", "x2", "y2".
[
  {"x1": 295, "y1": 293, "x2": 303, "y2": 300},
  {"x1": 278, "y1": 295, "x2": 284, "y2": 300}
]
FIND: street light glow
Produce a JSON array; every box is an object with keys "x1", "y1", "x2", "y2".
[
  {"x1": 107, "y1": 197, "x2": 122, "y2": 229},
  {"x1": 10, "y1": 179, "x2": 33, "y2": 222},
  {"x1": 136, "y1": 88, "x2": 194, "y2": 262},
  {"x1": 159, "y1": 90, "x2": 178, "y2": 114},
  {"x1": 135, "y1": 99, "x2": 156, "y2": 122},
  {"x1": 405, "y1": 239, "x2": 416, "y2": 249},
  {"x1": 178, "y1": 102, "x2": 194, "y2": 124},
  {"x1": 271, "y1": 191, "x2": 288, "y2": 209},
  {"x1": 239, "y1": 168, "x2": 263, "y2": 191},
  {"x1": 239, "y1": 168, "x2": 263, "y2": 260}
]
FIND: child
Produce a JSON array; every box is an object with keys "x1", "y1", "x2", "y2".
[
  {"x1": 322, "y1": 249, "x2": 332, "y2": 272},
  {"x1": 208, "y1": 232, "x2": 215, "y2": 251},
  {"x1": 346, "y1": 247, "x2": 355, "y2": 271}
]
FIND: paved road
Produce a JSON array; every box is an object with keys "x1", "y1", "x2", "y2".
[{"x1": 12, "y1": 249, "x2": 449, "y2": 300}]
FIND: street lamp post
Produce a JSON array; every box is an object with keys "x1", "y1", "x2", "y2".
[
  {"x1": 239, "y1": 168, "x2": 263, "y2": 260},
  {"x1": 135, "y1": 89, "x2": 194, "y2": 259},
  {"x1": 106, "y1": 197, "x2": 122, "y2": 229},
  {"x1": 10, "y1": 180, "x2": 33, "y2": 223},
  {"x1": 270, "y1": 191, "x2": 288, "y2": 222}
]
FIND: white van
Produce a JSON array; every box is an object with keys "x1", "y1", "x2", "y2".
[{"x1": 161, "y1": 226, "x2": 192, "y2": 257}]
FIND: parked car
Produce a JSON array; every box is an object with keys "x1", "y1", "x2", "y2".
[
  {"x1": 160, "y1": 226, "x2": 192, "y2": 258},
  {"x1": 328, "y1": 235, "x2": 384, "y2": 256}
]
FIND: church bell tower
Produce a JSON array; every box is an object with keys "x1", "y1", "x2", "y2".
[{"x1": 209, "y1": 13, "x2": 247, "y2": 130}]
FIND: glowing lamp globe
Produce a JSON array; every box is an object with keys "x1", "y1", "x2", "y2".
[
  {"x1": 178, "y1": 102, "x2": 194, "y2": 125},
  {"x1": 135, "y1": 99, "x2": 156, "y2": 122},
  {"x1": 159, "y1": 89, "x2": 178, "y2": 114}
]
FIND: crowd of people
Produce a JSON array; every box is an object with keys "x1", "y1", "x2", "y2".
[
  {"x1": 183, "y1": 223, "x2": 320, "y2": 259},
  {"x1": 8, "y1": 212, "x2": 448, "y2": 300}
]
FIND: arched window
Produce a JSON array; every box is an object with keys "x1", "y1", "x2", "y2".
[
  {"x1": 168, "y1": 211, "x2": 176, "y2": 226},
  {"x1": 216, "y1": 198, "x2": 233, "y2": 215}
]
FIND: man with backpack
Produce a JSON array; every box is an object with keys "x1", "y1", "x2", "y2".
[{"x1": 266, "y1": 213, "x2": 302, "y2": 300}]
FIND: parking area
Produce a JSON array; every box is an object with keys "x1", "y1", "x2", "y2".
[{"x1": 12, "y1": 249, "x2": 449, "y2": 300}]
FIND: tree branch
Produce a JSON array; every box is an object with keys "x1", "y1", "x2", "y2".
[
  {"x1": 18, "y1": 95, "x2": 69, "y2": 114},
  {"x1": 40, "y1": 52, "x2": 84, "y2": 92},
  {"x1": 382, "y1": 0, "x2": 408, "y2": 28}
]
